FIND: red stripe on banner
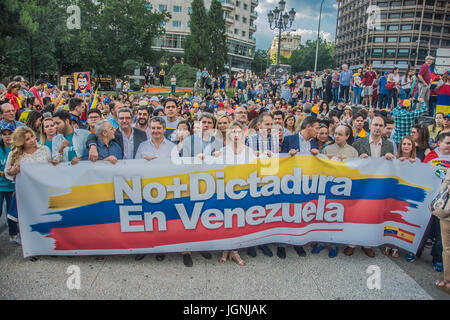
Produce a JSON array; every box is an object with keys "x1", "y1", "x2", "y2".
[
  {"x1": 46, "y1": 198, "x2": 419, "y2": 251},
  {"x1": 384, "y1": 233, "x2": 414, "y2": 244}
]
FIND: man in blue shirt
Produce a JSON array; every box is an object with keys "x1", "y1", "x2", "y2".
[
  {"x1": 378, "y1": 71, "x2": 389, "y2": 109},
  {"x1": 82, "y1": 120, "x2": 122, "y2": 163},
  {"x1": 339, "y1": 64, "x2": 353, "y2": 104}
]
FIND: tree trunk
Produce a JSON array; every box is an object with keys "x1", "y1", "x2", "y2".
[{"x1": 29, "y1": 36, "x2": 35, "y2": 83}]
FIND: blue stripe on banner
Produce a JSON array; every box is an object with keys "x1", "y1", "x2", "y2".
[{"x1": 30, "y1": 177, "x2": 427, "y2": 235}]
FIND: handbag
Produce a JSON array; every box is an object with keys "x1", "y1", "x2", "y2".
[
  {"x1": 429, "y1": 170, "x2": 450, "y2": 219},
  {"x1": 385, "y1": 82, "x2": 394, "y2": 91}
]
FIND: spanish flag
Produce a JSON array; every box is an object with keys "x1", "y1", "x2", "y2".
[
  {"x1": 89, "y1": 88, "x2": 98, "y2": 110},
  {"x1": 384, "y1": 226, "x2": 415, "y2": 244}
]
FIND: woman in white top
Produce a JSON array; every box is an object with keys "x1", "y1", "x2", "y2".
[
  {"x1": 213, "y1": 121, "x2": 257, "y2": 266},
  {"x1": 5, "y1": 127, "x2": 55, "y2": 261},
  {"x1": 401, "y1": 70, "x2": 413, "y2": 99}
]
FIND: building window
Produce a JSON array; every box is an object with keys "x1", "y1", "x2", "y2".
[
  {"x1": 372, "y1": 49, "x2": 383, "y2": 57},
  {"x1": 390, "y1": 1, "x2": 401, "y2": 7},
  {"x1": 435, "y1": 14, "x2": 443, "y2": 20},
  {"x1": 433, "y1": 26, "x2": 442, "y2": 33},
  {"x1": 385, "y1": 48, "x2": 396, "y2": 57},
  {"x1": 173, "y1": 6, "x2": 182, "y2": 12},
  {"x1": 387, "y1": 37, "x2": 397, "y2": 43},
  {"x1": 400, "y1": 37, "x2": 411, "y2": 42},
  {"x1": 423, "y1": 12, "x2": 433, "y2": 19},
  {"x1": 422, "y1": 25, "x2": 431, "y2": 31},
  {"x1": 243, "y1": 3, "x2": 248, "y2": 10},
  {"x1": 173, "y1": 21, "x2": 181, "y2": 27},
  {"x1": 235, "y1": 15, "x2": 240, "y2": 21},
  {"x1": 188, "y1": 7, "x2": 192, "y2": 14},
  {"x1": 243, "y1": 17, "x2": 247, "y2": 23},
  {"x1": 431, "y1": 38, "x2": 441, "y2": 45},
  {"x1": 398, "y1": 49, "x2": 409, "y2": 57},
  {"x1": 402, "y1": 12, "x2": 414, "y2": 18},
  {"x1": 385, "y1": 60, "x2": 395, "y2": 65},
  {"x1": 159, "y1": 4, "x2": 167, "y2": 11},
  {"x1": 242, "y1": 31, "x2": 246, "y2": 37},
  {"x1": 404, "y1": 0, "x2": 416, "y2": 5},
  {"x1": 388, "y1": 25, "x2": 399, "y2": 31},
  {"x1": 374, "y1": 37, "x2": 384, "y2": 43},
  {"x1": 401, "y1": 24, "x2": 412, "y2": 30},
  {"x1": 389, "y1": 13, "x2": 400, "y2": 19},
  {"x1": 376, "y1": 25, "x2": 385, "y2": 31},
  {"x1": 234, "y1": 28, "x2": 238, "y2": 35},
  {"x1": 187, "y1": 21, "x2": 191, "y2": 28},
  {"x1": 235, "y1": 1, "x2": 240, "y2": 7},
  {"x1": 145, "y1": 3, "x2": 153, "y2": 10},
  {"x1": 377, "y1": 2, "x2": 388, "y2": 7}
]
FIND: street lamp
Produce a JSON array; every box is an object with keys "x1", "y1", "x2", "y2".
[
  {"x1": 314, "y1": 0, "x2": 325, "y2": 73},
  {"x1": 267, "y1": 1, "x2": 296, "y2": 68}
]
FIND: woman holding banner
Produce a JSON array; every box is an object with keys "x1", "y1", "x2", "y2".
[
  {"x1": 5, "y1": 127, "x2": 56, "y2": 261},
  {"x1": 212, "y1": 121, "x2": 258, "y2": 266}
]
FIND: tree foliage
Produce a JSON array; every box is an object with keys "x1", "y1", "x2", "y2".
[
  {"x1": 183, "y1": 0, "x2": 211, "y2": 70},
  {"x1": 251, "y1": 49, "x2": 270, "y2": 76},
  {"x1": 207, "y1": 0, "x2": 228, "y2": 74},
  {"x1": 287, "y1": 38, "x2": 335, "y2": 73},
  {"x1": 1, "y1": 0, "x2": 169, "y2": 81}
]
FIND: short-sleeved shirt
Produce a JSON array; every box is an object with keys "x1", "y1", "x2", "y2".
[
  {"x1": 419, "y1": 63, "x2": 432, "y2": 85},
  {"x1": 363, "y1": 71, "x2": 377, "y2": 86}
]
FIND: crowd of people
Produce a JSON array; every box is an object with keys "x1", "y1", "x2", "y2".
[{"x1": 0, "y1": 58, "x2": 449, "y2": 294}]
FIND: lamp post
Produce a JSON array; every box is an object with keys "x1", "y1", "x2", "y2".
[
  {"x1": 267, "y1": 1, "x2": 296, "y2": 69},
  {"x1": 314, "y1": 0, "x2": 325, "y2": 73}
]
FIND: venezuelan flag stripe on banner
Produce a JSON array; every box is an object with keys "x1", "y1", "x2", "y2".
[
  {"x1": 436, "y1": 94, "x2": 450, "y2": 115},
  {"x1": 15, "y1": 156, "x2": 440, "y2": 257}
]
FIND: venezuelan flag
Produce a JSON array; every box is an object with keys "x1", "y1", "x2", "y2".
[
  {"x1": 436, "y1": 94, "x2": 450, "y2": 115},
  {"x1": 384, "y1": 226, "x2": 415, "y2": 243},
  {"x1": 89, "y1": 88, "x2": 98, "y2": 110}
]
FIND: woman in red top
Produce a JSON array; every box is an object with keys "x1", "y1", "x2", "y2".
[{"x1": 5, "y1": 82, "x2": 23, "y2": 112}]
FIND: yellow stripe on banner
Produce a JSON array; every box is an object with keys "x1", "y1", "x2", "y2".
[
  {"x1": 398, "y1": 231, "x2": 415, "y2": 242},
  {"x1": 48, "y1": 156, "x2": 429, "y2": 210},
  {"x1": 436, "y1": 105, "x2": 450, "y2": 115}
]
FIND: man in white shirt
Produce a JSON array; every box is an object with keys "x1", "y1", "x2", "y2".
[{"x1": 135, "y1": 117, "x2": 175, "y2": 160}]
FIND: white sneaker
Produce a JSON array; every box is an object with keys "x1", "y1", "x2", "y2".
[{"x1": 9, "y1": 235, "x2": 21, "y2": 245}]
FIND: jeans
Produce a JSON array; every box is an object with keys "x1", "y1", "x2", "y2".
[
  {"x1": 171, "y1": 85, "x2": 176, "y2": 94},
  {"x1": 352, "y1": 86, "x2": 362, "y2": 105},
  {"x1": 339, "y1": 85, "x2": 350, "y2": 103},
  {"x1": 417, "y1": 215, "x2": 442, "y2": 263},
  {"x1": 332, "y1": 87, "x2": 339, "y2": 103},
  {"x1": 0, "y1": 191, "x2": 15, "y2": 236},
  {"x1": 429, "y1": 95, "x2": 437, "y2": 117},
  {"x1": 378, "y1": 93, "x2": 389, "y2": 109},
  {"x1": 388, "y1": 88, "x2": 398, "y2": 109}
]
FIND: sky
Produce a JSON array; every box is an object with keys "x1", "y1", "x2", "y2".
[{"x1": 254, "y1": 0, "x2": 338, "y2": 50}]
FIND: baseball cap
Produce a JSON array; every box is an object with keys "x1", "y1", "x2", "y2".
[
  {"x1": 445, "y1": 113, "x2": 450, "y2": 119},
  {"x1": 139, "y1": 100, "x2": 149, "y2": 107},
  {"x1": 426, "y1": 55, "x2": 435, "y2": 60},
  {"x1": 0, "y1": 122, "x2": 15, "y2": 133},
  {"x1": 150, "y1": 96, "x2": 159, "y2": 102},
  {"x1": 46, "y1": 83, "x2": 54, "y2": 89}
]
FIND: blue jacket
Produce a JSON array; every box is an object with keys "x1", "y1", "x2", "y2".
[
  {"x1": 281, "y1": 134, "x2": 319, "y2": 153},
  {"x1": 0, "y1": 146, "x2": 14, "y2": 192}
]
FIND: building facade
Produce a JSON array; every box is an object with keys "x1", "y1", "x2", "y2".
[
  {"x1": 335, "y1": 0, "x2": 450, "y2": 71},
  {"x1": 149, "y1": 0, "x2": 258, "y2": 72},
  {"x1": 268, "y1": 31, "x2": 301, "y2": 60}
]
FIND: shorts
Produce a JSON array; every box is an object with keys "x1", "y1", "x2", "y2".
[{"x1": 363, "y1": 86, "x2": 373, "y2": 96}]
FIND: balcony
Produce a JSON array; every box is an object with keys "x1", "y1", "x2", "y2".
[
  {"x1": 251, "y1": 0, "x2": 258, "y2": 6},
  {"x1": 249, "y1": 24, "x2": 257, "y2": 32},
  {"x1": 250, "y1": 11, "x2": 258, "y2": 19},
  {"x1": 221, "y1": 0, "x2": 234, "y2": 11},
  {"x1": 225, "y1": 16, "x2": 234, "y2": 25}
]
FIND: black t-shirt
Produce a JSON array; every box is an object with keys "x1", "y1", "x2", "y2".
[{"x1": 303, "y1": 76, "x2": 312, "y2": 88}]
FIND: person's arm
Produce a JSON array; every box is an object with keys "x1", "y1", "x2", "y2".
[{"x1": 4, "y1": 153, "x2": 17, "y2": 181}]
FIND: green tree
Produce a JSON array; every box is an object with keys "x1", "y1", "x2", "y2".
[
  {"x1": 183, "y1": 0, "x2": 211, "y2": 69},
  {"x1": 207, "y1": 0, "x2": 228, "y2": 75},
  {"x1": 288, "y1": 38, "x2": 335, "y2": 73},
  {"x1": 251, "y1": 49, "x2": 270, "y2": 76}
]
